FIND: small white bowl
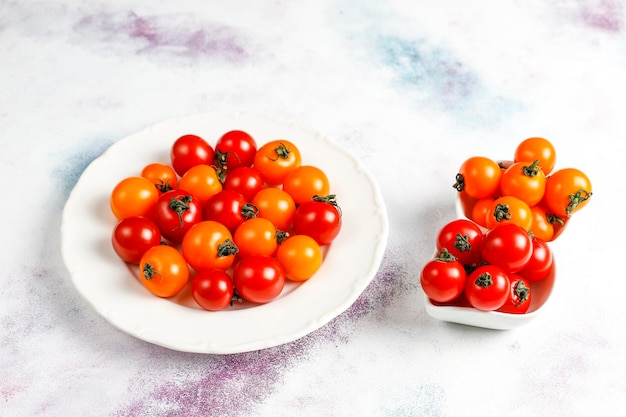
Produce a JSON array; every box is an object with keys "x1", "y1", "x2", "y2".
[{"x1": 423, "y1": 192, "x2": 556, "y2": 330}]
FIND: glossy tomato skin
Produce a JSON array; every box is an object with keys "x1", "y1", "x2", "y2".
[
  {"x1": 436, "y1": 219, "x2": 483, "y2": 267},
  {"x1": 214, "y1": 130, "x2": 257, "y2": 170},
  {"x1": 276, "y1": 235, "x2": 323, "y2": 282},
  {"x1": 233, "y1": 217, "x2": 279, "y2": 258},
  {"x1": 177, "y1": 164, "x2": 223, "y2": 206},
  {"x1": 499, "y1": 160, "x2": 547, "y2": 207},
  {"x1": 465, "y1": 265, "x2": 510, "y2": 311},
  {"x1": 282, "y1": 165, "x2": 330, "y2": 206},
  {"x1": 518, "y1": 236, "x2": 553, "y2": 282},
  {"x1": 181, "y1": 221, "x2": 238, "y2": 272},
  {"x1": 223, "y1": 166, "x2": 265, "y2": 202},
  {"x1": 251, "y1": 187, "x2": 296, "y2": 231},
  {"x1": 420, "y1": 250, "x2": 467, "y2": 303},
  {"x1": 110, "y1": 176, "x2": 160, "y2": 221},
  {"x1": 233, "y1": 255, "x2": 285, "y2": 304},
  {"x1": 485, "y1": 195, "x2": 533, "y2": 231},
  {"x1": 293, "y1": 196, "x2": 342, "y2": 246},
  {"x1": 140, "y1": 162, "x2": 178, "y2": 193},
  {"x1": 203, "y1": 190, "x2": 250, "y2": 234},
  {"x1": 544, "y1": 168, "x2": 592, "y2": 218},
  {"x1": 170, "y1": 134, "x2": 215, "y2": 176},
  {"x1": 253, "y1": 140, "x2": 302, "y2": 186},
  {"x1": 514, "y1": 137, "x2": 556, "y2": 175},
  {"x1": 497, "y1": 274, "x2": 532, "y2": 314},
  {"x1": 152, "y1": 190, "x2": 203, "y2": 244},
  {"x1": 481, "y1": 223, "x2": 533, "y2": 273},
  {"x1": 453, "y1": 156, "x2": 502, "y2": 199},
  {"x1": 191, "y1": 269, "x2": 235, "y2": 311},
  {"x1": 111, "y1": 216, "x2": 162, "y2": 263},
  {"x1": 139, "y1": 245, "x2": 189, "y2": 298}
]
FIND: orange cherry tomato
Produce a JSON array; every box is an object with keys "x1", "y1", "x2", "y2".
[
  {"x1": 282, "y1": 165, "x2": 330, "y2": 205},
  {"x1": 544, "y1": 168, "x2": 592, "y2": 217},
  {"x1": 110, "y1": 176, "x2": 160, "y2": 220},
  {"x1": 471, "y1": 196, "x2": 496, "y2": 228},
  {"x1": 139, "y1": 245, "x2": 189, "y2": 298},
  {"x1": 253, "y1": 140, "x2": 301, "y2": 186},
  {"x1": 141, "y1": 162, "x2": 178, "y2": 193},
  {"x1": 453, "y1": 156, "x2": 502, "y2": 199},
  {"x1": 251, "y1": 187, "x2": 296, "y2": 231},
  {"x1": 529, "y1": 204, "x2": 555, "y2": 242},
  {"x1": 485, "y1": 195, "x2": 533, "y2": 231},
  {"x1": 276, "y1": 235, "x2": 323, "y2": 282},
  {"x1": 177, "y1": 164, "x2": 223, "y2": 206},
  {"x1": 181, "y1": 221, "x2": 238, "y2": 272},
  {"x1": 514, "y1": 137, "x2": 556, "y2": 175},
  {"x1": 499, "y1": 160, "x2": 547, "y2": 207},
  {"x1": 233, "y1": 217, "x2": 280, "y2": 258}
]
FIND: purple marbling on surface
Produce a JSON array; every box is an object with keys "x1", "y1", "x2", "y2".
[
  {"x1": 74, "y1": 11, "x2": 250, "y2": 61},
  {"x1": 579, "y1": 0, "x2": 623, "y2": 32}
]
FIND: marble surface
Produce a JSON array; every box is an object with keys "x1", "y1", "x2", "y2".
[{"x1": 1, "y1": 1, "x2": 624, "y2": 416}]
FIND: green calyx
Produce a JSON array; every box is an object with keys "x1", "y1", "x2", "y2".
[
  {"x1": 475, "y1": 272, "x2": 493, "y2": 288},
  {"x1": 169, "y1": 195, "x2": 193, "y2": 229}
]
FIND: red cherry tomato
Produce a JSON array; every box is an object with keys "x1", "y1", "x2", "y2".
[
  {"x1": 152, "y1": 190, "x2": 203, "y2": 244},
  {"x1": 170, "y1": 134, "x2": 215, "y2": 176},
  {"x1": 191, "y1": 269, "x2": 235, "y2": 311},
  {"x1": 203, "y1": 190, "x2": 255, "y2": 234},
  {"x1": 481, "y1": 223, "x2": 533, "y2": 273},
  {"x1": 420, "y1": 249, "x2": 467, "y2": 303},
  {"x1": 233, "y1": 255, "x2": 285, "y2": 304},
  {"x1": 518, "y1": 236, "x2": 553, "y2": 282},
  {"x1": 436, "y1": 219, "x2": 484, "y2": 267},
  {"x1": 111, "y1": 216, "x2": 162, "y2": 263},
  {"x1": 496, "y1": 274, "x2": 532, "y2": 314},
  {"x1": 214, "y1": 130, "x2": 257, "y2": 170},
  {"x1": 292, "y1": 195, "x2": 342, "y2": 246},
  {"x1": 223, "y1": 166, "x2": 265, "y2": 202},
  {"x1": 465, "y1": 265, "x2": 510, "y2": 311}
]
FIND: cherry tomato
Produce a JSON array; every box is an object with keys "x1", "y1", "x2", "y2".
[
  {"x1": 203, "y1": 190, "x2": 255, "y2": 234},
  {"x1": 181, "y1": 221, "x2": 238, "y2": 272},
  {"x1": 282, "y1": 165, "x2": 330, "y2": 205},
  {"x1": 276, "y1": 235, "x2": 323, "y2": 281},
  {"x1": 518, "y1": 236, "x2": 553, "y2": 282},
  {"x1": 191, "y1": 269, "x2": 235, "y2": 311},
  {"x1": 223, "y1": 166, "x2": 265, "y2": 202},
  {"x1": 457, "y1": 190, "x2": 477, "y2": 219},
  {"x1": 420, "y1": 249, "x2": 467, "y2": 303},
  {"x1": 465, "y1": 264, "x2": 510, "y2": 311},
  {"x1": 111, "y1": 216, "x2": 162, "y2": 263},
  {"x1": 499, "y1": 160, "x2": 547, "y2": 207},
  {"x1": 496, "y1": 274, "x2": 532, "y2": 314},
  {"x1": 514, "y1": 137, "x2": 556, "y2": 175},
  {"x1": 544, "y1": 168, "x2": 592, "y2": 217},
  {"x1": 470, "y1": 196, "x2": 495, "y2": 228},
  {"x1": 481, "y1": 223, "x2": 533, "y2": 273},
  {"x1": 233, "y1": 255, "x2": 285, "y2": 304},
  {"x1": 529, "y1": 204, "x2": 555, "y2": 242},
  {"x1": 214, "y1": 130, "x2": 257, "y2": 170},
  {"x1": 253, "y1": 140, "x2": 302, "y2": 186},
  {"x1": 251, "y1": 187, "x2": 296, "y2": 231},
  {"x1": 110, "y1": 176, "x2": 159, "y2": 220},
  {"x1": 152, "y1": 190, "x2": 203, "y2": 244},
  {"x1": 140, "y1": 162, "x2": 177, "y2": 193},
  {"x1": 233, "y1": 217, "x2": 280, "y2": 258},
  {"x1": 436, "y1": 219, "x2": 483, "y2": 267},
  {"x1": 453, "y1": 156, "x2": 502, "y2": 199},
  {"x1": 178, "y1": 164, "x2": 223, "y2": 206},
  {"x1": 170, "y1": 134, "x2": 215, "y2": 176},
  {"x1": 485, "y1": 195, "x2": 533, "y2": 231},
  {"x1": 139, "y1": 245, "x2": 189, "y2": 298},
  {"x1": 292, "y1": 195, "x2": 342, "y2": 246}
]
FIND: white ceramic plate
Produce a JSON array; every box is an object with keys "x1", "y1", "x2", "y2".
[
  {"x1": 423, "y1": 194, "x2": 555, "y2": 330},
  {"x1": 61, "y1": 111, "x2": 389, "y2": 353}
]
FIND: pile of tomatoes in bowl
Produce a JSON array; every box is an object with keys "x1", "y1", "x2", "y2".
[
  {"x1": 421, "y1": 137, "x2": 592, "y2": 327},
  {"x1": 109, "y1": 130, "x2": 342, "y2": 311}
]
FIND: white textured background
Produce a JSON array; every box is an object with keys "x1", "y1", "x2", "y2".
[{"x1": 1, "y1": 1, "x2": 624, "y2": 416}]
